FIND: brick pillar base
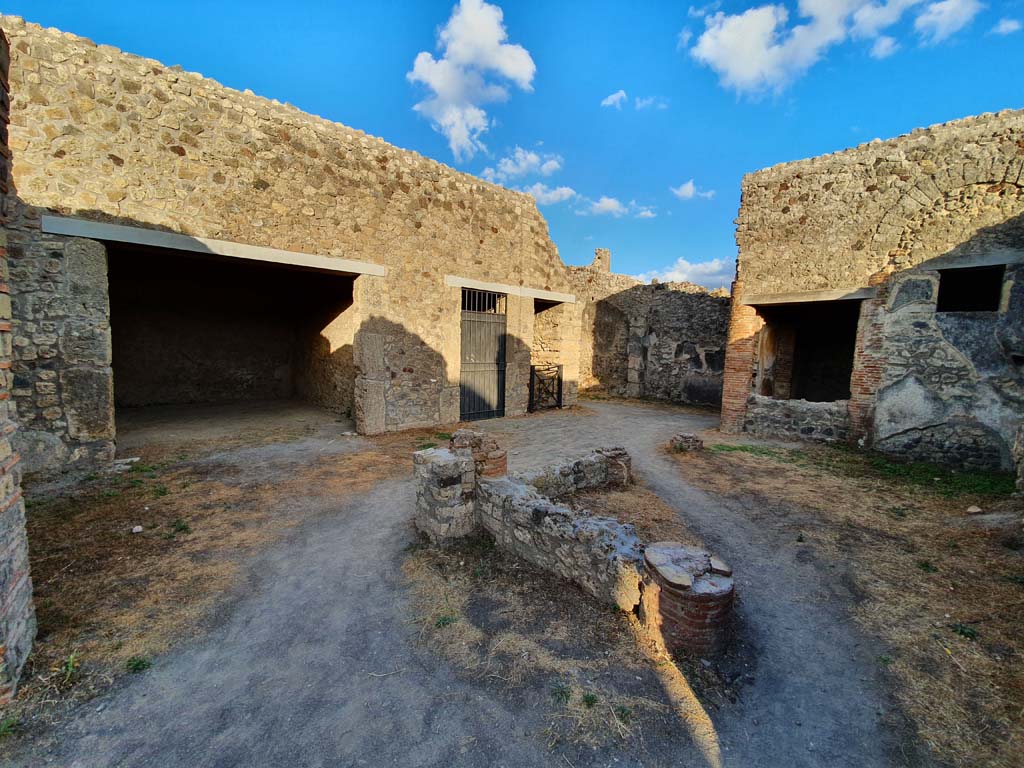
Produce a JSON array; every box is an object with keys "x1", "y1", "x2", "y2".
[
  {"x1": 640, "y1": 542, "x2": 735, "y2": 656},
  {"x1": 848, "y1": 276, "x2": 890, "y2": 444},
  {"x1": 450, "y1": 429, "x2": 507, "y2": 477},
  {"x1": 720, "y1": 281, "x2": 763, "y2": 433}
]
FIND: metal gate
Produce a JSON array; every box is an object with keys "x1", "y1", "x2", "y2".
[
  {"x1": 460, "y1": 288, "x2": 507, "y2": 421},
  {"x1": 529, "y1": 365, "x2": 563, "y2": 412}
]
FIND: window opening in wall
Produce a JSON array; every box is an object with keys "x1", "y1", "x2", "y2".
[
  {"x1": 936, "y1": 265, "x2": 1005, "y2": 312},
  {"x1": 753, "y1": 300, "x2": 861, "y2": 403},
  {"x1": 461, "y1": 287, "x2": 507, "y2": 314}
]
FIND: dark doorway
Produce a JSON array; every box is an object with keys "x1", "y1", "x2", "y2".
[
  {"x1": 755, "y1": 300, "x2": 862, "y2": 402},
  {"x1": 459, "y1": 288, "x2": 507, "y2": 421},
  {"x1": 107, "y1": 244, "x2": 355, "y2": 411}
]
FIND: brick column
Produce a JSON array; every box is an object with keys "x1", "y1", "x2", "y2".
[
  {"x1": 720, "y1": 281, "x2": 763, "y2": 433},
  {"x1": 0, "y1": 28, "x2": 35, "y2": 704},
  {"x1": 848, "y1": 276, "x2": 890, "y2": 445}
]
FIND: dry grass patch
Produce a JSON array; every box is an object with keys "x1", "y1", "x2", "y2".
[
  {"x1": 403, "y1": 535, "x2": 673, "y2": 749},
  {"x1": 2, "y1": 436, "x2": 413, "y2": 737},
  {"x1": 673, "y1": 434, "x2": 1023, "y2": 768}
]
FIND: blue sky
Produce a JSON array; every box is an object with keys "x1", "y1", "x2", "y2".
[{"x1": 6, "y1": 1, "x2": 1023, "y2": 288}]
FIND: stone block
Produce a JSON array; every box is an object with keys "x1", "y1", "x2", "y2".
[
  {"x1": 61, "y1": 366, "x2": 114, "y2": 440},
  {"x1": 413, "y1": 448, "x2": 477, "y2": 544},
  {"x1": 670, "y1": 433, "x2": 704, "y2": 452}
]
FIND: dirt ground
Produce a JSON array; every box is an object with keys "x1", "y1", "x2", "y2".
[
  {"x1": 4, "y1": 398, "x2": 1011, "y2": 767},
  {"x1": 1, "y1": 403, "x2": 430, "y2": 738},
  {"x1": 672, "y1": 432, "x2": 1023, "y2": 768}
]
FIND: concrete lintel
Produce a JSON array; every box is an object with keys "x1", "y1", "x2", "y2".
[
  {"x1": 444, "y1": 274, "x2": 575, "y2": 304},
  {"x1": 742, "y1": 287, "x2": 877, "y2": 306},
  {"x1": 922, "y1": 250, "x2": 1024, "y2": 271},
  {"x1": 41, "y1": 215, "x2": 387, "y2": 277}
]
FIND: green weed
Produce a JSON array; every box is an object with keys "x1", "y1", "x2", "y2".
[
  {"x1": 951, "y1": 623, "x2": 978, "y2": 641},
  {"x1": 916, "y1": 560, "x2": 939, "y2": 573},
  {"x1": 0, "y1": 716, "x2": 19, "y2": 740},
  {"x1": 126, "y1": 656, "x2": 152, "y2": 673},
  {"x1": 435, "y1": 615, "x2": 458, "y2": 629},
  {"x1": 551, "y1": 683, "x2": 571, "y2": 704},
  {"x1": 581, "y1": 692, "x2": 598, "y2": 708},
  {"x1": 708, "y1": 444, "x2": 782, "y2": 458}
]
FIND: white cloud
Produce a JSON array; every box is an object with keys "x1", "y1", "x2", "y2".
[
  {"x1": 520, "y1": 182, "x2": 577, "y2": 205},
  {"x1": 992, "y1": 17, "x2": 1022, "y2": 34},
  {"x1": 691, "y1": 2, "x2": 857, "y2": 94},
  {"x1": 677, "y1": 29, "x2": 694, "y2": 49},
  {"x1": 408, "y1": 0, "x2": 534, "y2": 160},
  {"x1": 870, "y1": 34, "x2": 900, "y2": 56},
  {"x1": 575, "y1": 196, "x2": 657, "y2": 217},
  {"x1": 482, "y1": 146, "x2": 563, "y2": 183},
  {"x1": 587, "y1": 196, "x2": 629, "y2": 216},
  {"x1": 601, "y1": 89, "x2": 628, "y2": 108},
  {"x1": 914, "y1": 0, "x2": 982, "y2": 43},
  {"x1": 670, "y1": 179, "x2": 716, "y2": 200},
  {"x1": 635, "y1": 96, "x2": 656, "y2": 110},
  {"x1": 635, "y1": 257, "x2": 736, "y2": 291},
  {"x1": 851, "y1": 0, "x2": 922, "y2": 38},
  {"x1": 688, "y1": 0, "x2": 983, "y2": 93}
]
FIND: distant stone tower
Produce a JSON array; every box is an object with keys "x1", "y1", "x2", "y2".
[{"x1": 591, "y1": 248, "x2": 611, "y2": 272}]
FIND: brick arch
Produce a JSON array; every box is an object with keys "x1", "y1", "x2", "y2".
[{"x1": 869, "y1": 159, "x2": 1024, "y2": 269}]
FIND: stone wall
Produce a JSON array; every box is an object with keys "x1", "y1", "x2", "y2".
[
  {"x1": 569, "y1": 250, "x2": 730, "y2": 405},
  {"x1": 0, "y1": 27, "x2": 35, "y2": 704},
  {"x1": 735, "y1": 110, "x2": 1024, "y2": 297},
  {"x1": 742, "y1": 395, "x2": 851, "y2": 443},
  {"x1": 871, "y1": 264, "x2": 1023, "y2": 469},
  {"x1": 412, "y1": 435, "x2": 736, "y2": 652},
  {"x1": 725, "y1": 109, "x2": 1024, "y2": 473},
  {"x1": 1, "y1": 16, "x2": 580, "y2": 472}
]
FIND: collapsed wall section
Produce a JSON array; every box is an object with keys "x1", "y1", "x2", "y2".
[{"x1": 568, "y1": 251, "x2": 730, "y2": 406}]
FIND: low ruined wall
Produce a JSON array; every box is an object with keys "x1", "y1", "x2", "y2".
[
  {"x1": 512, "y1": 447, "x2": 631, "y2": 498},
  {"x1": 742, "y1": 394, "x2": 851, "y2": 443},
  {"x1": 477, "y1": 478, "x2": 643, "y2": 611},
  {"x1": 413, "y1": 438, "x2": 642, "y2": 611},
  {"x1": 412, "y1": 434, "x2": 736, "y2": 651},
  {"x1": 569, "y1": 254, "x2": 729, "y2": 406},
  {"x1": 0, "y1": 28, "x2": 34, "y2": 703}
]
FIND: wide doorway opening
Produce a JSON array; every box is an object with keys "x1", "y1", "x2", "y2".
[
  {"x1": 459, "y1": 288, "x2": 507, "y2": 421},
  {"x1": 107, "y1": 244, "x2": 358, "y2": 450},
  {"x1": 753, "y1": 300, "x2": 862, "y2": 402}
]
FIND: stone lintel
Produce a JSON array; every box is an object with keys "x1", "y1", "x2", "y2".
[
  {"x1": 41, "y1": 215, "x2": 387, "y2": 277},
  {"x1": 742, "y1": 287, "x2": 877, "y2": 306},
  {"x1": 444, "y1": 274, "x2": 576, "y2": 304}
]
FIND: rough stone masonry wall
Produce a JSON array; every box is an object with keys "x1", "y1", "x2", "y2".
[
  {"x1": 726, "y1": 109, "x2": 1024, "y2": 470},
  {"x1": 0, "y1": 27, "x2": 35, "y2": 704},
  {"x1": 569, "y1": 250, "x2": 730, "y2": 405},
  {"x1": 0, "y1": 16, "x2": 579, "y2": 472}
]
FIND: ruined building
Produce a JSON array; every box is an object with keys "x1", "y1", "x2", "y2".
[
  {"x1": 722, "y1": 109, "x2": 1024, "y2": 475},
  {"x1": 1, "y1": 17, "x2": 587, "y2": 475},
  {"x1": 569, "y1": 249, "x2": 730, "y2": 406}
]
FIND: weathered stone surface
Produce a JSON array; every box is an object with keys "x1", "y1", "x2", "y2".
[
  {"x1": 743, "y1": 395, "x2": 851, "y2": 443},
  {"x1": 569, "y1": 251, "x2": 730, "y2": 405},
  {"x1": 670, "y1": 433, "x2": 704, "y2": 452},
  {"x1": 0, "y1": 16, "x2": 583, "y2": 472},
  {"x1": 0, "y1": 33, "x2": 35, "y2": 701},
  {"x1": 725, "y1": 109, "x2": 1024, "y2": 471},
  {"x1": 449, "y1": 428, "x2": 507, "y2": 478},
  {"x1": 412, "y1": 448, "x2": 477, "y2": 544},
  {"x1": 477, "y1": 477, "x2": 644, "y2": 611},
  {"x1": 511, "y1": 446, "x2": 631, "y2": 498}
]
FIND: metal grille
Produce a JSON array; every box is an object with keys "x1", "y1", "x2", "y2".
[
  {"x1": 461, "y1": 288, "x2": 507, "y2": 314},
  {"x1": 460, "y1": 289, "x2": 507, "y2": 421},
  {"x1": 529, "y1": 365, "x2": 563, "y2": 412}
]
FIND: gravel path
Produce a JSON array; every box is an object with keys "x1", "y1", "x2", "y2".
[{"x1": 7, "y1": 401, "x2": 920, "y2": 767}]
